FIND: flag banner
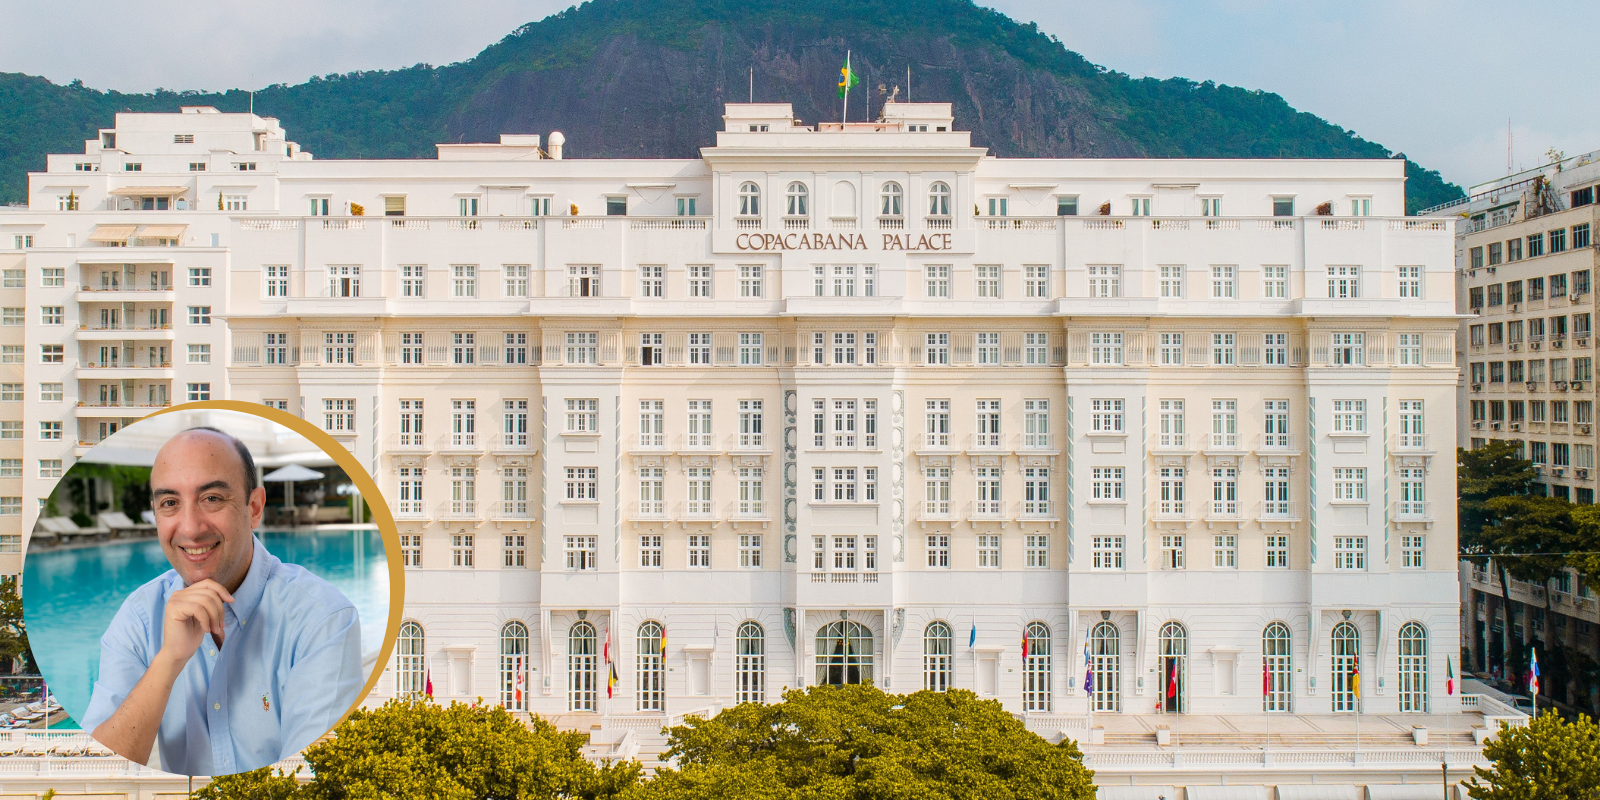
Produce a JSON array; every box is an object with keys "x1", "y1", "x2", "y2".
[
  {"x1": 1351, "y1": 657, "x2": 1361, "y2": 699},
  {"x1": 1083, "y1": 645, "x2": 1094, "y2": 693},
  {"x1": 425, "y1": 669, "x2": 434, "y2": 699},
  {"x1": 1446, "y1": 656, "x2": 1455, "y2": 696},
  {"x1": 837, "y1": 59, "x2": 860, "y2": 99},
  {"x1": 515, "y1": 669, "x2": 524, "y2": 706},
  {"x1": 1263, "y1": 659, "x2": 1270, "y2": 697},
  {"x1": 1529, "y1": 648, "x2": 1540, "y2": 695},
  {"x1": 1167, "y1": 661, "x2": 1178, "y2": 699},
  {"x1": 969, "y1": 625, "x2": 977, "y2": 648},
  {"x1": 607, "y1": 662, "x2": 619, "y2": 699},
  {"x1": 1021, "y1": 631, "x2": 1029, "y2": 660}
]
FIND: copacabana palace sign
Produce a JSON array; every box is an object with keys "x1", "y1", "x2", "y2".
[{"x1": 729, "y1": 231, "x2": 957, "y2": 252}]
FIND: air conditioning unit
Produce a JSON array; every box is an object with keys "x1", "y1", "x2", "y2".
[
  {"x1": 1553, "y1": 467, "x2": 1566, "y2": 477},
  {"x1": 1554, "y1": 339, "x2": 1566, "y2": 349},
  {"x1": 1556, "y1": 381, "x2": 1569, "y2": 390},
  {"x1": 1574, "y1": 381, "x2": 1586, "y2": 391},
  {"x1": 1510, "y1": 422, "x2": 1522, "y2": 431},
  {"x1": 1532, "y1": 341, "x2": 1543, "y2": 350},
  {"x1": 1580, "y1": 338, "x2": 1591, "y2": 347},
  {"x1": 1472, "y1": 420, "x2": 1483, "y2": 429},
  {"x1": 1488, "y1": 266, "x2": 1497, "y2": 274},
  {"x1": 1580, "y1": 469, "x2": 1592, "y2": 480},
  {"x1": 1491, "y1": 421, "x2": 1502, "y2": 429},
  {"x1": 1472, "y1": 382, "x2": 1484, "y2": 391},
  {"x1": 1510, "y1": 342, "x2": 1521, "y2": 351},
  {"x1": 1582, "y1": 424, "x2": 1593, "y2": 435},
  {"x1": 1511, "y1": 303, "x2": 1520, "y2": 312},
  {"x1": 1573, "y1": 294, "x2": 1584, "y2": 302},
  {"x1": 1527, "y1": 381, "x2": 1539, "y2": 390}
]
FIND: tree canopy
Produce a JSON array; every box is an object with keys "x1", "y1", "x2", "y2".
[
  {"x1": 632, "y1": 685, "x2": 1095, "y2": 800},
  {"x1": 1468, "y1": 713, "x2": 1600, "y2": 800}
]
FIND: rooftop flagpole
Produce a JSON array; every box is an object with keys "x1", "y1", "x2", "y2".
[{"x1": 842, "y1": 50, "x2": 851, "y2": 124}]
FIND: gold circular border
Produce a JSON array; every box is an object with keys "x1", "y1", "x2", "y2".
[{"x1": 128, "y1": 399, "x2": 404, "y2": 740}]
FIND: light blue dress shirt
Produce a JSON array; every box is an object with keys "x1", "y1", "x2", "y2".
[{"x1": 82, "y1": 535, "x2": 363, "y2": 776}]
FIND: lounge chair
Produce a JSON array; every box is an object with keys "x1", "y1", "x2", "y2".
[
  {"x1": 47, "y1": 516, "x2": 110, "y2": 542},
  {"x1": 99, "y1": 511, "x2": 155, "y2": 536},
  {"x1": 28, "y1": 520, "x2": 59, "y2": 547}
]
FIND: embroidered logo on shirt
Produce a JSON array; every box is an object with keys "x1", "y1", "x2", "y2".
[{"x1": 263, "y1": 695, "x2": 271, "y2": 711}]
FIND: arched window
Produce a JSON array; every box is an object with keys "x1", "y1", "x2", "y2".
[
  {"x1": 881, "y1": 182, "x2": 903, "y2": 216},
  {"x1": 637, "y1": 621, "x2": 665, "y2": 711},
  {"x1": 1331, "y1": 621, "x2": 1360, "y2": 712},
  {"x1": 736, "y1": 621, "x2": 765, "y2": 704},
  {"x1": 568, "y1": 621, "x2": 598, "y2": 711},
  {"x1": 923, "y1": 621, "x2": 953, "y2": 692},
  {"x1": 1263, "y1": 622, "x2": 1292, "y2": 712},
  {"x1": 1397, "y1": 622, "x2": 1428, "y2": 712},
  {"x1": 786, "y1": 182, "x2": 809, "y2": 217},
  {"x1": 1159, "y1": 621, "x2": 1188, "y2": 714},
  {"x1": 501, "y1": 621, "x2": 529, "y2": 711},
  {"x1": 1089, "y1": 621, "x2": 1120, "y2": 712},
  {"x1": 397, "y1": 621, "x2": 425, "y2": 699},
  {"x1": 1023, "y1": 621, "x2": 1051, "y2": 711},
  {"x1": 738, "y1": 182, "x2": 761, "y2": 217},
  {"x1": 928, "y1": 181, "x2": 951, "y2": 217},
  {"x1": 816, "y1": 620, "x2": 873, "y2": 686}
]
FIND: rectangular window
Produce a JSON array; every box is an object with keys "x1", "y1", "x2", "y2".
[
  {"x1": 1332, "y1": 399, "x2": 1366, "y2": 433},
  {"x1": 1266, "y1": 534, "x2": 1290, "y2": 568},
  {"x1": 925, "y1": 265, "x2": 950, "y2": 298},
  {"x1": 188, "y1": 267, "x2": 212, "y2": 287},
  {"x1": 1263, "y1": 400, "x2": 1290, "y2": 448},
  {"x1": 1025, "y1": 265, "x2": 1049, "y2": 298},
  {"x1": 975, "y1": 399, "x2": 1002, "y2": 447},
  {"x1": 739, "y1": 533, "x2": 763, "y2": 568},
  {"x1": 566, "y1": 331, "x2": 598, "y2": 364},
  {"x1": 738, "y1": 264, "x2": 764, "y2": 298},
  {"x1": 687, "y1": 264, "x2": 712, "y2": 298},
  {"x1": 502, "y1": 533, "x2": 527, "y2": 568},
  {"x1": 1213, "y1": 534, "x2": 1237, "y2": 568},
  {"x1": 688, "y1": 332, "x2": 711, "y2": 365},
  {"x1": 327, "y1": 265, "x2": 360, "y2": 298},
  {"x1": 1211, "y1": 466, "x2": 1238, "y2": 516},
  {"x1": 452, "y1": 265, "x2": 477, "y2": 297},
  {"x1": 1016, "y1": 534, "x2": 1048, "y2": 569},
  {"x1": 639, "y1": 534, "x2": 663, "y2": 567},
  {"x1": 503, "y1": 264, "x2": 529, "y2": 297},
  {"x1": 1331, "y1": 332, "x2": 1364, "y2": 365},
  {"x1": 0, "y1": 385, "x2": 17, "y2": 402},
  {"x1": 976, "y1": 534, "x2": 1001, "y2": 568},
  {"x1": 568, "y1": 264, "x2": 600, "y2": 297},
  {"x1": 503, "y1": 332, "x2": 528, "y2": 364},
  {"x1": 1088, "y1": 265, "x2": 1119, "y2": 298},
  {"x1": 1333, "y1": 467, "x2": 1367, "y2": 501},
  {"x1": 1263, "y1": 467, "x2": 1291, "y2": 517},
  {"x1": 1023, "y1": 467, "x2": 1050, "y2": 516},
  {"x1": 1398, "y1": 333, "x2": 1423, "y2": 366},
  {"x1": 1211, "y1": 265, "x2": 1236, "y2": 299},
  {"x1": 322, "y1": 398, "x2": 355, "y2": 431},
  {"x1": 1398, "y1": 265, "x2": 1422, "y2": 298},
  {"x1": 1159, "y1": 467, "x2": 1185, "y2": 515},
  {"x1": 565, "y1": 467, "x2": 598, "y2": 501},
  {"x1": 1160, "y1": 265, "x2": 1185, "y2": 298},
  {"x1": 1551, "y1": 227, "x2": 1568, "y2": 253},
  {"x1": 37, "y1": 459, "x2": 62, "y2": 479},
  {"x1": 565, "y1": 398, "x2": 599, "y2": 433},
  {"x1": 1159, "y1": 399, "x2": 1185, "y2": 448},
  {"x1": 926, "y1": 332, "x2": 950, "y2": 365},
  {"x1": 1162, "y1": 534, "x2": 1185, "y2": 569},
  {"x1": 400, "y1": 265, "x2": 426, "y2": 297},
  {"x1": 1211, "y1": 399, "x2": 1238, "y2": 447},
  {"x1": 975, "y1": 466, "x2": 1001, "y2": 515},
  {"x1": 1091, "y1": 398, "x2": 1124, "y2": 433},
  {"x1": 638, "y1": 400, "x2": 664, "y2": 448},
  {"x1": 688, "y1": 399, "x2": 713, "y2": 448},
  {"x1": 39, "y1": 421, "x2": 63, "y2": 441},
  {"x1": 39, "y1": 306, "x2": 63, "y2": 326},
  {"x1": 39, "y1": 383, "x2": 62, "y2": 402},
  {"x1": 975, "y1": 264, "x2": 1002, "y2": 298},
  {"x1": 927, "y1": 534, "x2": 950, "y2": 568},
  {"x1": 925, "y1": 399, "x2": 950, "y2": 447},
  {"x1": 924, "y1": 466, "x2": 951, "y2": 516},
  {"x1": 1160, "y1": 333, "x2": 1186, "y2": 365},
  {"x1": 738, "y1": 332, "x2": 763, "y2": 365},
  {"x1": 1090, "y1": 332, "x2": 1123, "y2": 365},
  {"x1": 395, "y1": 332, "x2": 421, "y2": 365},
  {"x1": 1024, "y1": 332, "x2": 1050, "y2": 364},
  {"x1": 1334, "y1": 536, "x2": 1367, "y2": 570},
  {"x1": 1023, "y1": 399, "x2": 1049, "y2": 448},
  {"x1": 565, "y1": 536, "x2": 598, "y2": 570},
  {"x1": 187, "y1": 343, "x2": 211, "y2": 364},
  {"x1": 1262, "y1": 265, "x2": 1287, "y2": 299},
  {"x1": 738, "y1": 468, "x2": 764, "y2": 517},
  {"x1": 1092, "y1": 536, "x2": 1124, "y2": 570},
  {"x1": 1327, "y1": 265, "x2": 1361, "y2": 299},
  {"x1": 638, "y1": 264, "x2": 665, "y2": 298},
  {"x1": 188, "y1": 306, "x2": 211, "y2": 325},
  {"x1": 1401, "y1": 535, "x2": 1425, "y2": 569},
  {"x1": 324, "y1": 332, "x2": 356, "y2": 364},
  {"x1": 1092, "y1": 467, "x2": 1125, "y2": 500},
  {"x1": 738, "y1": 399, "x2": 763, "y2": 448},
  {"x1": 976, "y1": 332, "x2": 1000, "y2": 365},
  {"x1": 1212, "y1": 333, "x2": 1236, "y2": 365},
  {"x1": 687, "y1": 468, "x2": 713, "y2": 516},
  {"x1": 451, "y1": 332, "x2": 475, "y2": 365},
  {"x1": 638, "y1": 468, "x2": 664, "y2": 517}
]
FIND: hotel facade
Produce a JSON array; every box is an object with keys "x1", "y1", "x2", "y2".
[{"x1": 0, "y1": 102, "x2": 1493, "y2": 793}]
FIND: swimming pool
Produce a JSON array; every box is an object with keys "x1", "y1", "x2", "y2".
[{"x1": 22, "y1": 528, "x2": 390, "y2": 730}]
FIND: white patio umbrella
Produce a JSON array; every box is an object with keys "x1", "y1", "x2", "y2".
[{"x1": 261, "y1": 464, "x2": 325, "y2": 514}]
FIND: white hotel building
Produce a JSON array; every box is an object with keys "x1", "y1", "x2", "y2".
[{"x1": 0, "y1": 102, "x2": 1503, "y2": 795}]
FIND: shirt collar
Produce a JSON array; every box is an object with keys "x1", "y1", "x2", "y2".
[{"x1": 227, "y1": 535, "x2": 276, "y2": 627}]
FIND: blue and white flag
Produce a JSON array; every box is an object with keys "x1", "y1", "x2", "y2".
[
  {"x1": 1083, "y1": 645, "x2": 1094, "y2": 693},
  {"x1": 969, "y1": 624, "x2": 977, "y2": 648}
]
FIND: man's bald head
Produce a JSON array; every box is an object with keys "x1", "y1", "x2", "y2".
[{"x1": 173, "y1": 427, "x2": 258, "y2": 495}]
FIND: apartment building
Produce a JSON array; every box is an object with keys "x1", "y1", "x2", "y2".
[
  {"x1": 1453, "y1": 151, "x2": 1600, "y2": 498},
  {"x1": 0, "y1": 101, "x2": 1482, "y2": 790}
]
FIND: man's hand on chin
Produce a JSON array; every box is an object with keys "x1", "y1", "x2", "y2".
[{"x1": 162, "y1": 580, "x2": 235, "y2": 658}]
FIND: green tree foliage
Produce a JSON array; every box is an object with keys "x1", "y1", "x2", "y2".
[
  {"x1": 0, "y1": 576, "x2": 32, "y2": 674},
  {"x1": 1468, "y1": 712, "x2": 1600, "y2": 800},
  {"x1": 193, "y1": 698, "x2": 641, "y2": 800},
  {"x1": 1479, "y1": 495, "x2": 1577, "y2": 585},
  {"x1": 0, "y1": 0, "x2": 1462, "y2": 211},
  {"x1": 630, "y1": 685, "x2": 1095, "y2": 800},
  {"x1": 1459, "y1": 441, "x2": 1537, "y2": 548}
]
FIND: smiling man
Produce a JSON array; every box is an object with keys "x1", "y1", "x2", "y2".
[{"x1": 81, "y1": 427, "x2": 363, "y2": 776}]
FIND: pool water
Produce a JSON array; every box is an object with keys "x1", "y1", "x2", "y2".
[{"x1": 23, "y1": 529, "x2": 390, "y2": 730}]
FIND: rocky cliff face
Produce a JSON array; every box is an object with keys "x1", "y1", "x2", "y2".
[{"x1": 0, "y1": 0, "x2": 1462, "y2": 211}]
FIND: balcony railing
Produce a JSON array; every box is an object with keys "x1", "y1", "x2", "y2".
[
  {"x1": 78, "y1": 322, "x2": 173, "y2": 332},
  {"x1": 1394, "y1": 501, "x2": 1432, "y2": 521}
]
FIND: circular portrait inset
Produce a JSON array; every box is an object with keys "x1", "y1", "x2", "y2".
[{"x1": 22, "y1": 404, "x2": 399, "y2": 776}]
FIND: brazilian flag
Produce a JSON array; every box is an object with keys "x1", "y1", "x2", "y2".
[{"x1": 838, "y1": 58, "x2": 860, "y2": 98}]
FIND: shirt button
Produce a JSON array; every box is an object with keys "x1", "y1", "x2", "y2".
[{"x1": 213, "y1": 703, "x2": 220, "y2": 710}]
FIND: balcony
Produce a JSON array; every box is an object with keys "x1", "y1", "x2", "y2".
[
  {"x1": 74, "y1": 286, "x2": 175, "y2": 303},
  {"x1": 387, "y1": 433, "x2": 432, "y2": 454},
  {"x1": 75, "y1": 362, "x2": 174, "y2": 380},
  {"x1": 783, "y1": 217, "x2": 810, "y2": 230},
  {"x1": 491, "y1": 436, "x2": 537, "y2": 455},
  {"x1": 925, "y1": 216, "x2": 952, "y2": 230},
  {"x1": 1391, "y1": 434, "x2": 1433, "y2": 453},
  {"x1": 918, "y1": 501, "x2": 954, "y2": 521},
  {"x1": 437, "y1": 433, "x2": 484, "y2": 455},
  {"x1": 629, "y1": 502, "x2": 668, "y2": 522},
  {"x1": 75, "y1": 400, "x2": 171, "y2": 417},
  {"x1": 488, "y1": 502, "x2": 536, "y2": 522},
  {"x1": 1205, "y1": 503, "x2": 1244, "y2": 522},
  {"x1": 877, "y1": 216, "x2": 904, "y2": 230},
  {"x1": 808, "y1": 572, "x2": 881, "y2": 584},
  {"x1": 76, "y1": 322, "x2": 175, "y2": 341},
  {"x1": 437, "y1": 500, "x2": 480, "y2": 522}
]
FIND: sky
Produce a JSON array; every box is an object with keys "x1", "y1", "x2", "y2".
[{"x1": 1, "y1": 0, "x2": 1595, "y2": 190}]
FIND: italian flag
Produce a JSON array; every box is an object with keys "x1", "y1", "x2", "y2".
[{"x1": 1446, "y1": 656, "x2": 1455, "y2": 696}]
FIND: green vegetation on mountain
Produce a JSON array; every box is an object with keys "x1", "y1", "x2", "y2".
[{"x1": 0, "y1": 0, "x2": 1462, "y2": 212}]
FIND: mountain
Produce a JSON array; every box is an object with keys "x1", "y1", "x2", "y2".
[{"x1": 0, "y1": 0, "x2": 1463, "y2": 213}]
